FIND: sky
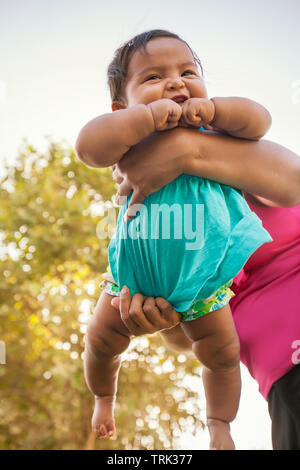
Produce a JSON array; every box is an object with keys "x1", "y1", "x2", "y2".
[
  {"x1": 0, "y1": 0, "x2": 299, "y2": 169},
  {"x1": 1, "y1": 0, "x2": 299, "y2": 449}
]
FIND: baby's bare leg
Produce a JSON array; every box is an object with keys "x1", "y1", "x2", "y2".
[
  {"x1": 180, "y1": 304, "x2": 241, "y2": 450},
  {"x1": 159, "y1": 324, "x2": 193, "y2": 354},
  {"x1": 84, "y1": 291, "x2": 131, "y2": 438}
]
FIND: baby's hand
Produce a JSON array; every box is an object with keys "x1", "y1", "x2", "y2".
[
  {"x1": 180, "y1": 98, "x2": 215, "y2": 128},
  {"x1": 147, "y1": 99, "x2": 182, "y2": 131}
]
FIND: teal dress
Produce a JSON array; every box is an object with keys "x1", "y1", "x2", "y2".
[{"x1": 107, "y1": 133, "x2": 272, "y2": 314}]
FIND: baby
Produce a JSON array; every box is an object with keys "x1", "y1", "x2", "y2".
[{"x1": 76, "y1": 29, "x2": 273, "y2": 450}]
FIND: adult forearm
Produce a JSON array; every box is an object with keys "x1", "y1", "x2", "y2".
[
  {"x1": 210, "y1": 97, "x2": 272, "y2": 141},
  {"x1": 75, "y1": 104, "x2": 154, "y2": 168},
  {"x1": 184, "y1": 129, "x2": 300, "y2": 207}
]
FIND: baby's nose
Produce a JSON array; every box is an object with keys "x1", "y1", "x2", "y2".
[{"x1": 166, "y1": 76, "x2": 185, "y2": 89}]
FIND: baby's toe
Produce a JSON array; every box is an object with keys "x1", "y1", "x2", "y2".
[
  {"x1": 95, "y1": 422, "x2": 115, "y2": 439},
  {"x1": 95, "y1": 424, "x2": 107, "y2": 438},
  {"x1": 106, "y1": 423, "x2": 115, "y2": 437}
]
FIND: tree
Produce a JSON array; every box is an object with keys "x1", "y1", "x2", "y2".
[{"x1": 0, "y1": 139, "x2": 203, "y2": 450}]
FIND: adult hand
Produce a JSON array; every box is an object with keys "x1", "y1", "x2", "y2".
[
  {"x1": 110, "y1": 164, "x2": 123, "y2": 184},
  {"x1": 114, "y1": 127, "x2": 200, "y2": 221},
  {"x1": 110, "y1": 286, "x2": 180, "y2": 336}
]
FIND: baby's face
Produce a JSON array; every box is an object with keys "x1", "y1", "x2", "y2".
[{"x1": 113, "y1": 37, "x2": 208, "y2": 110}]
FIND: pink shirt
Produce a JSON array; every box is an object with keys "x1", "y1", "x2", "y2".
[{"x1": 230, "y1": 194, "x2": 300, "y2": 399}]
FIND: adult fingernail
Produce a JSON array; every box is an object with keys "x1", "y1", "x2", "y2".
[
  {"x1": 121, "y1": 286, "x2": 128, "y2": 296},
  {"x1": 157, "y1": 298, "x2": 169, "y2": 309},
  {"x1": 161, "y1": 301, "x2": 169, "y2": 309}
]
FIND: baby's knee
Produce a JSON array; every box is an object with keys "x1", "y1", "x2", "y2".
[
  {"x1": 193, "y1": 336, "x2": 240, "y2": 371},
  {"x1": 213, "y1": 338, "x2": 240, "y2": 370},
  {"x1": 86, "y1": 320, "x2": 130, "y2": 357}
]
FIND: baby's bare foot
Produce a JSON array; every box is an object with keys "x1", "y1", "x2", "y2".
[
  {"x1": 207, "y1": 419, "x2": 235, "y2": 450},
  {"x1": 92, "y1": 395, "x2": 116, "y2": 439}
]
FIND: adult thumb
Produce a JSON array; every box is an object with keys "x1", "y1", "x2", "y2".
[{"x1": 124, "y1": 190, "x2": 147, "y2": 222}]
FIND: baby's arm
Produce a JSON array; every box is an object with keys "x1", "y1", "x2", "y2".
[
  {"x1": 210, "y1": 97, "x2": 272, "y2": 141},
  {"x1": 75, "y1": 105, "x2": 154, "y2": 168},
  {"x1": 75, "y1": 99, "x2": 182, "y2": 168}
]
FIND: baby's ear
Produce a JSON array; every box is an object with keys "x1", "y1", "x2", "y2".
[{"x1": 111, "y1": 101, "x2": 126, "y2": 111}]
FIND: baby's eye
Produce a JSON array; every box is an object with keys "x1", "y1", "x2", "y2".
[
  {"x1": 145, "y1": 74, "x2": 161, "y2": 81},
  {"x1": 182, "y1": 70, "x2": 196, "y2": 76}
]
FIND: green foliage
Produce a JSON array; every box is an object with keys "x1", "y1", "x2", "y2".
[{"x1": 0, "y1": 139, "x2": 203, "y2": 450}]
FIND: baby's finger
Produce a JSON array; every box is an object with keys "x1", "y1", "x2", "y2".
[
  {"x1": 169, "y1": 110, "x2": 181, "y2": 124},
  {"x1": 184, "y1": 109, "x2": 203, "y2": 127},
  {"x1": 164, "y1": 104, "x2": 182, "y2": 129},
  {"x1": 178, "y1": 116, "x2": 189, "y2": 127}
]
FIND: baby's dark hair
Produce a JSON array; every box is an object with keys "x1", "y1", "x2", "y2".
[{"x1": 107, "y1": 29, "x2": 204, "y2": 104}]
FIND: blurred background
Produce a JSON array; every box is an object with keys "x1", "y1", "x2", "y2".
[{"x1": 0, "y1": 0, "x2": 299, "y2": 450}]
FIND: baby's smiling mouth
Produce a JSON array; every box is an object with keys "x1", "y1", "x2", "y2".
[{"x1": 170, "y1": 94, "x2": 189, "y2": 103}]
